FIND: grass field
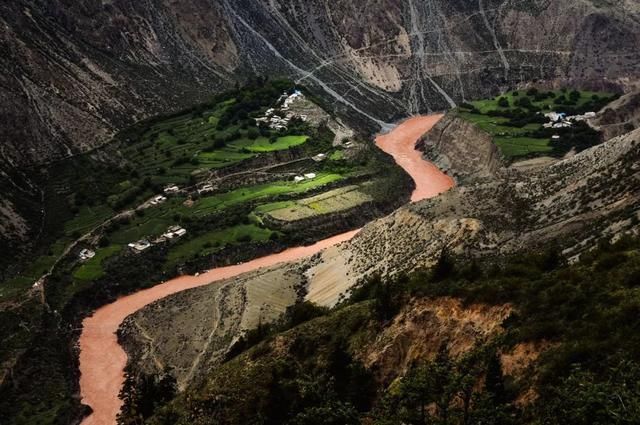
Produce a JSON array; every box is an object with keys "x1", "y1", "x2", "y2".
[
  {"x1": 101, "y1": 173, "x2": 344, "y2": 246},
  {"x1": 64, "y1": 205, "x2": 113, "y2": 237},
  {"x1": 72, "y1": 245, "x2": 122, "y2": 281},
  {"x1": 229, "y1": 135, "x2": 309, "y2": 152},
  {"x1": 470, "y1": 89, "x2": 610, "y2": 114},
  {"x1": 165, "y1": 224, "x2": 275, "y2": 267},
  {"x1": 0, "y1": 239, "x2": 69, "y2": 301}
]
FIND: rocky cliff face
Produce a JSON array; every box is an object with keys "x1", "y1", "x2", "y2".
[
  {"x1": 592, "y1": 89, "x2": 640, "y2": 140},
  {"x1": 416, "y1": 113, "x2": 503, "y2": 182}
]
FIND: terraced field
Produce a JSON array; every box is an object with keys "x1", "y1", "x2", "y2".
[
  {"x1": 256, "y1": 182, "x2": 375, "y2": 222},
  {"x1": 1, "y1": 80, "x2": 409, "y2": 310}
]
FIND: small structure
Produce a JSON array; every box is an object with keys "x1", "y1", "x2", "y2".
[
  {"x1": 163, "y1": 225, "x2": 187, "y2": 239},
  {"x1": 150, "y1": 195, "x2": 167, "y2": 205},
  {"x1": 304, "y1": 173, "x2": 317, "y2": 179},
  {"x1": 551, "y1": 135, "x2": 561, "y2": 140},
  {"x1": 294, "y1": 176, "x2": 305, "y2": 183},
  {"x1": 198, "y1": 184, "x2": 214, "y2": 195},
  {"x1": 312, "y1": 153, "x2": 327, "y2": 162},
  {"x1": 79, "y1": 249, "x2": 96, "y2": 261},
  {"x1": 164, "y1": 185, "x2": 180, "y2": 195},
  {"x1": 128, "y1": 240, "x2": 151, "y2": 253}
]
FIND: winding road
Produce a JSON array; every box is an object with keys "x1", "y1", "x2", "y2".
[{"x1": 79, "y1": 114, "x2": 454, "y2": 425}]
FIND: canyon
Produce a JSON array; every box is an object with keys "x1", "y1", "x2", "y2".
[{"x1": 79, "y1": 115, "x2": 452, "y2": 424}]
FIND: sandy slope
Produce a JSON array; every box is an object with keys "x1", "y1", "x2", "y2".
[{"x1": 79, "y1": 115, "x2": 453, "y2": 424}]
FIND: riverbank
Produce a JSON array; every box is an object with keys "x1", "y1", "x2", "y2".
[{"x1": 79, "y1": 114, "x2": 453, "y2": 425}]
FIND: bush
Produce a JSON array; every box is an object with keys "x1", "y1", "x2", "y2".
[
  {"x1": 498, "y1": 97, "x2": 510, "y2": 108},
  {"x1": 236, "y1": 234, "x2": 252, "y2": 243},
  {"x1": 247, "y1": 128, "x2": 260, "y2": 140}
]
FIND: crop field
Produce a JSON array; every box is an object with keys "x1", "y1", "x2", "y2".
[
  {"x1": 229, "y1": 135, "x2": 309, "y2": 152},
  {"x1": 122, "y1": 97, "x2": 312, "y2": 185},
  {"x1": 258, "y1": 183, "x2": 374, "y2": 222},
  {"x1": 459, "y1": 89, "x2": 616, "y2": 160},
  {"x1": 189, "y1": 174, "x2": 343, "y2": 217}
]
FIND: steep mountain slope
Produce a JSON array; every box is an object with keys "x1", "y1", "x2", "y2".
[
  {"x1": 2, "y1": 0, "x2": 639, "y2": 259},
  {"x1": 3, "y1": 0, "x2": 639, "y2": 166}
]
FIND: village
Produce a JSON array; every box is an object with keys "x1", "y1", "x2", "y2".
[
  {"x1": 254, "y1": 90, "x2": 309, "y2": 131},
  {"x1": 543, "y1": 110, "x2": 597, "y2": 129}
]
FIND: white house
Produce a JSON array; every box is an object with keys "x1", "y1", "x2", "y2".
[
  {"x1": 163, "y1": 225, "x2": 187, "y2": 239},
  {"x1": 294, "y1": 176, "x2": 305, "y2": 183},
  {"x1": 150, "y1": 195, "x2": 167, "y2": 205},
  {"x1": 128, "y1": 240, "x2": 151, "y2": 253},
  {"x1": 164, "y1": 185, "x2": 180, "y2": 195},
  {"x1": 79, "y1": 249, "x2": 96, "y2": 261},
  {"x1": 304, "y1": 173, "x2": 317, "y2": 179},
  {"x1": 198, "y1": 184, "x2": 214, "y2": 195}
]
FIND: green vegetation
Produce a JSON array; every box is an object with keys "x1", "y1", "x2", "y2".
[
  {"x1": 165, "y1": 225, "x2": 275, "y2": 267},
  {"x1": 72, "y1": 245, "x2": 122, "y2": 281},
  {"x1": 130, "y1": 236, "x2": 640, "y2": 425},
  {"x1": 229, "y1": 135, "x2": 309, "y2": 152},
  {"x1": 189, "y1": 174, "x2": 344, "y2": 218},
  {"x1": 0, "y1": 80, "x2": 413, "y2": 425},
  {"x1": 329, "y1": 150, "x2": 345, "y2": 161},
  {"x1": 459, "y1": 89, "x2": 618, "y2": 160}
]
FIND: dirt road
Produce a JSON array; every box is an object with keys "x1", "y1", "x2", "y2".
[{"x1": 79, "y1": 114, "x2": 453, "y2": 424}]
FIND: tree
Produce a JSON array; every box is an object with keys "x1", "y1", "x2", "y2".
[
  {"x1": 431, "y1": 248, "x2": 455, "y2": 282},
  {"x1": 498, "y1": 97, "x2": 510, "y2": 108},
  {"x1": 247, "y1": 127, "x2": 260, "y2": 140},
  {"x1": 484, "y1": 351, "x2": 507, "y2": 405}
]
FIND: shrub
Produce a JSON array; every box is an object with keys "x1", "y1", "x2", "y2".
[{"x1": 247, "y1": 128, "x2": 260, "y2": 140}]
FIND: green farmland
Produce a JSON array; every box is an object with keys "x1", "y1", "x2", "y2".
[{"x1": 459, "y1": 88, "x2": 617, "y2": 160}]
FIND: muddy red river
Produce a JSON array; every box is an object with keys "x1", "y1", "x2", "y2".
[{"x1": 79, "y1": 114, "x2": 453, "y2": 424}]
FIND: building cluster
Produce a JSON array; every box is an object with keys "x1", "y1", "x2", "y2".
[
  {"x1": 255, "y1": 90, "x2": 308, "y2": 131},
  {"x1": 543, "y1": 111, "x2": 596, "y2": 129},
  {"x1": 128, "y1": 240, "x2": 152, "y2": 253},
  {"x1": 128, "y1": 225, "x2": 187, "y2": 253}
]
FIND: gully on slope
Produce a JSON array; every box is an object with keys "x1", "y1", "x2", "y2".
[{"x1": 78, "y1": 114, "x2": 453, "y2": 425}]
